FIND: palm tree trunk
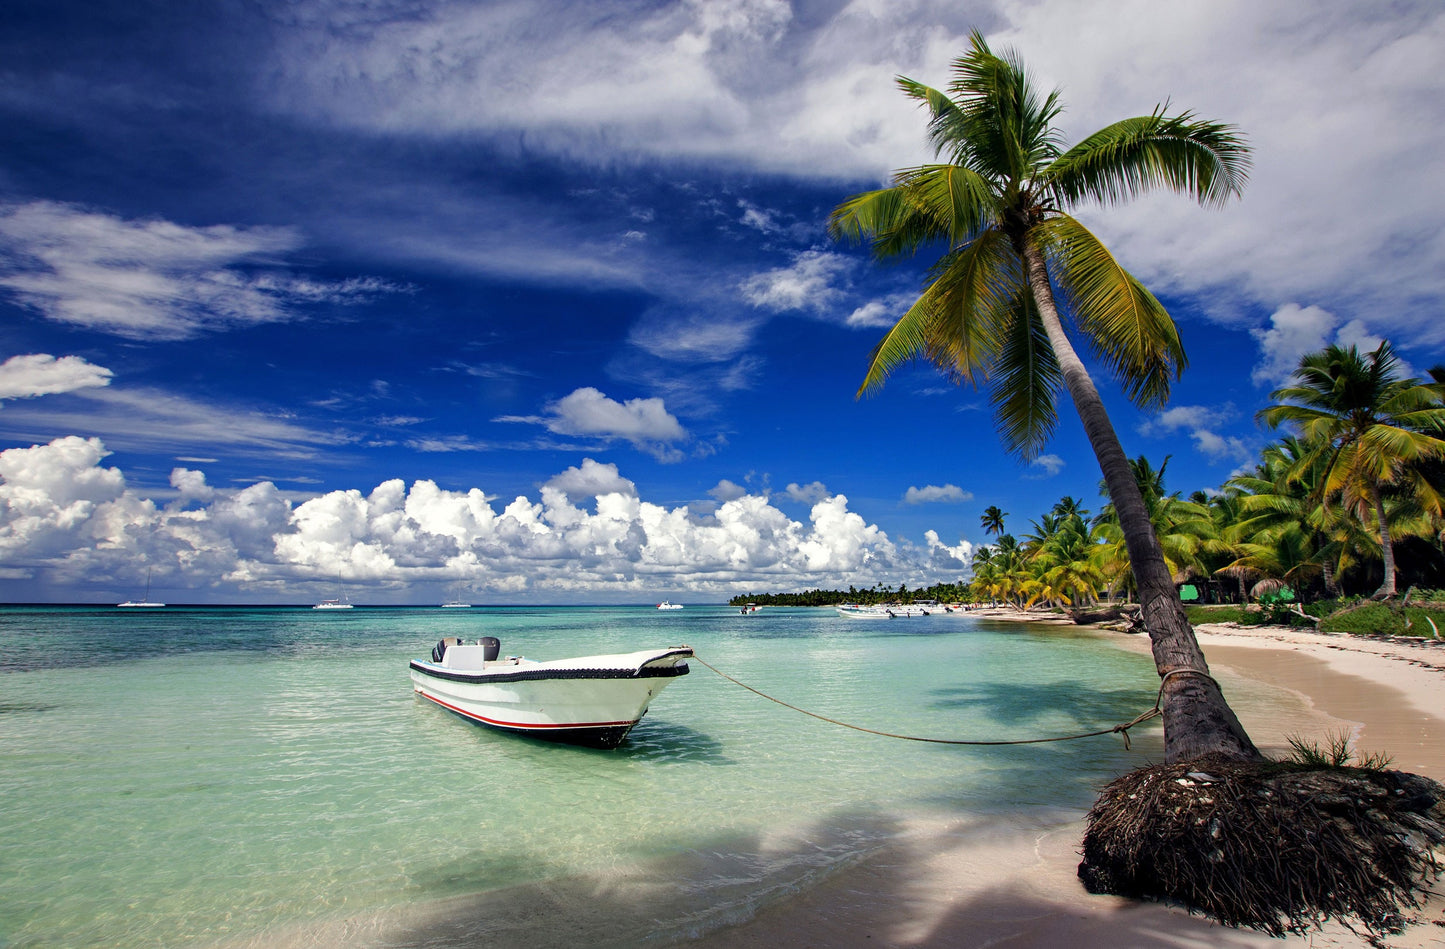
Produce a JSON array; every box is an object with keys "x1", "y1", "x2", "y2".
[
  {"x1": 1022, "y1": 243, "x2": 1260, "y2": 763},
  {"x1": 1319, "y1": 543, "x2": 1341, "y2": 598},
  {"x1": 1370, "y1": 485, "x2": 1398, "y2": 598},
  {"x1": 1323, "y1": 537, "x2": 1340, "y2": 595}
]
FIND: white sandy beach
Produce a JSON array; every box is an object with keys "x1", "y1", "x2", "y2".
[{"x1": 689, "y1": 616, "x2": 1445, "y2": 948}]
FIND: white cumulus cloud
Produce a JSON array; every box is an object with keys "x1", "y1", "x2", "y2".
[
  {"x1": 1026, "y1": 454, "x2": 1066, "y2": 479},
  {"x1": 903, "y1": 484, "x2": 972, "y2": 505},
  {"x1": 740, "y1": 250, "x2": 852, "y2": 314},
  {"x1": 784, "y1": 481, "x2": 831, "y2": 504},
  {"x1": 543, "y1": 458, "x2": 637, "y2": 501},
  {"x1": 503, "y1": 387, "x2": 688, "y2": 460},
  {"x1": 1140, "y1": 405, "x2": 1256, "y2": 467},
  {"x1": 0, "y1": 353, "x2": 113, "y2": 402},
  {"x1": 0, "y1": 436, "x2": 970, "y2": 601}
]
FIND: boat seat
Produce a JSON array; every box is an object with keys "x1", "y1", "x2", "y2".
[{"x1": 432, "y1": 637, "x2": 464, "y2": 663}]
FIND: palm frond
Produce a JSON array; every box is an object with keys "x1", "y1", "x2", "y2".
[
  {"x1": 893, "y1": 164, "x2": 1001, "y2": 245},
  {"x1": 1042, "y1": 215, "x2": 1186, "y2": 407},
  {"x1": 857, "y1": 230, "x2": 1017, "y2": 396},
  {"x1": 856, "y1": 288, "x2": 940, "y2": 397},
  {"x1": 828, "y1": 186, "x2": 942, "y2": 260},
  {"x1": 919, "y1": 228, "x2": 1017, "y2": 377},
  {"x1": 941, "y1": 31, "x2": 1063, "y2": 182},
  {"x1": 989, "y1": 286, "x2": 1061, "y2": 458},
  {"x1": 896, "y1": 78, "x2": 973, "y2": 163},
  {"x1": 1047, "y1": 109, "x2": 1250, "y2": 209}
]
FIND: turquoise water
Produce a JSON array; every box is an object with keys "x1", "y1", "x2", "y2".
[{"x1": 0, "y1": 605, "x2": 1164, "y2": 947}]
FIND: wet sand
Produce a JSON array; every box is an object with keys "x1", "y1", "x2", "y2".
[{"x1": 686, "y1": 618, "x2": 1445, "y2": 948}]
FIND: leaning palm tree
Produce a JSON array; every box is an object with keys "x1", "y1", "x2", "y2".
[
  {"x1": 1259, "y1": 342, "x2": 1445, "y2": 599},
  {"x1": 829, "y1": 32, "x2": 1258, "y2": 762}
]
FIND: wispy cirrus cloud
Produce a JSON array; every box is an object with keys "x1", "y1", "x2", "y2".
[
  {"x1": 0, "y1": 384, "x2": 349, "y2": 459},
  {"x1": 0, "y1": 201, "x2": 400, "y2": 340}
]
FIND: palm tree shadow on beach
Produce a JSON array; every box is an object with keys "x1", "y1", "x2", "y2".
[{"x1": 357, "y1": 802, "x2": 1337, "y2": 949}]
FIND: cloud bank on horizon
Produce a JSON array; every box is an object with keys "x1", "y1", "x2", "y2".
[
  {"x1": 0, "y1": 437, "x2": 971, "y2": 601},
  {"x1": 0, "y1": 0, "x2": 1440, "y2": 601}
]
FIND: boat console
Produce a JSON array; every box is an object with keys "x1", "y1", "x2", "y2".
[{"x1": 431, "y1": 636, "x2": 502, "y2": 666}]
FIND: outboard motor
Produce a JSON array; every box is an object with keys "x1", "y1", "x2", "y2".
[{"x1": 480, "y1": 636, "x2": 501, "y2": 662}]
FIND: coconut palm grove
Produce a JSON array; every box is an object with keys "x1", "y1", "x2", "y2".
[{"x1": 738, "y1": 341, "x2": 1445, "y2": 624}]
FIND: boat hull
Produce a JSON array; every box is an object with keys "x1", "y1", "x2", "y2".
[{"x1": 409, "y1": 646, "x2": 692, "y2": 749}]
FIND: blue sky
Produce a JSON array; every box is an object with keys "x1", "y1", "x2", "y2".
[{"x1": 0, "y1": 0, "x2": 1442, "y2": 604}]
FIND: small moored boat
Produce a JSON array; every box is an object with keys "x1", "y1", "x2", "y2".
[
  {"x1": 410, "y1": 637, "x2": 693, "y2": 749},
  {"x1": 656, "y1": 600, "x2": 683, "y2": 610}
]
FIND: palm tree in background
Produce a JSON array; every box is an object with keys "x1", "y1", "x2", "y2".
[
  {"x1": 980, "y1": 505, "x2": 1008, "y2": 537},
  {"x1": 1092, "y1": 456, "x2": 1218, "y2": 595},
  {"x1": 1259, "y1": 342, "x2": 1445, "y2": 599},
  {"x1": 1226, "y1": 436, "x2": 1346, "y2": 599},
  {"x1": 829, "y1": 31, "x2": 1258, "y2": 762}
]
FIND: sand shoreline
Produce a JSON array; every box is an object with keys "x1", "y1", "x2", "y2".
[{"x1": 687, "y1": 613, "x2": 1445, "y2": 948}]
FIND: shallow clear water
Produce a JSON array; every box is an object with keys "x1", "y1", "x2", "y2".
[{"x1": 0, "y1": 605, "x2": 1165, "y2": 947}]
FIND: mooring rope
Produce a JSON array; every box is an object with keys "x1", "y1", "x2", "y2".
[{"x1": 693, "y1": 656, "x2": 1216, "y2": 750}]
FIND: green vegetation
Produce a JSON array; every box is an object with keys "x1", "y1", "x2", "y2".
[
  {"x1": 727, "y1": 583, "x2": 969, "y2": 608},
  {"x1": 958, "y1": 344, "x2": 1442, "y2": 638},
  {"x1": 1313, "y1": 600, "x2": 1445, "y2": 637},
  {"x1": 1285, "y1": 731, "x2": 1393, "y2": 771},
  {"x1": 1258, "y1": 343, "x2": 1445, "y2": 599}
]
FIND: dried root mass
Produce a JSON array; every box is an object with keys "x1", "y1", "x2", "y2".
[{"x1": 1078, "y1": 761, "x2": 1445, "y2": 939}]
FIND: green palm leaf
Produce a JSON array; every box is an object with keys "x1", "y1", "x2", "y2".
[
  {"x1": 1048, "y1": 110, "x2": 1250, "y2": 209},
  {"x1": 857, "y1": 231, "x2": 1016, "y2": 395},
  {"x1": 989, "y1": 286, "x2": 1061, "y2": 458},
  {"x1": 1043, "y1": 215, "x2": 1185, "y2": 407}
]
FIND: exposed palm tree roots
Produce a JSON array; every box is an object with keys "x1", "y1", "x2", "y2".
[{"x1": 1078, "y1": 760, "x2": 1445, "y2": 939}]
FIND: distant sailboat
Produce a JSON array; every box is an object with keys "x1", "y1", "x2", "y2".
[
  {"x1": 313, "y1": 596, "x2": 353, "y2": 610},
  {"x1": 440, "y1": 581, "x2": 472, "y2": 608},
  {"x1": 118, "y1": 568, "x2": 165, "y2": 608}
]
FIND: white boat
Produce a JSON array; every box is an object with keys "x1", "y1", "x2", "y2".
[
  {"x1": 836, "y1": 603, "x2": 935, "y2": 618},
  {"x1": 836, "y1": 604, "x2": 890, "y2": 618},
  {"x1": 656, "y1": 600, "x2": 684, "y2": 610},
  {"x1": 738, "y1": 603, "x2": 761, "y2": 614},
  {"x1": 118, "y1": 568, "x2": 165, "y2": 608},
  {"x1": 410, "y1": 637, "x2": 693, "y2": 748},
  {"x1": 441, "y1": 583, "x2": 472, "y2": 608},
  {"x1": 313, "y1": 598, "x2": 353, "y2": 610}
]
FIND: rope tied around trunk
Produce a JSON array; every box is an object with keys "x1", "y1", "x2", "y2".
[{"x1": 692, "y1": 655, "x2": 1211, "y2": 750}]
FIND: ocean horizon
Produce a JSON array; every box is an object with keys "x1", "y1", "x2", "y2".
[{"x1": 3, "y1": 603, "x2": 1184, "y2": 947}]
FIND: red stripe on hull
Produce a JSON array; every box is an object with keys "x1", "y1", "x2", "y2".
[{"x1": 416, "y1": 688, "x2": 634, "y2": 731}]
